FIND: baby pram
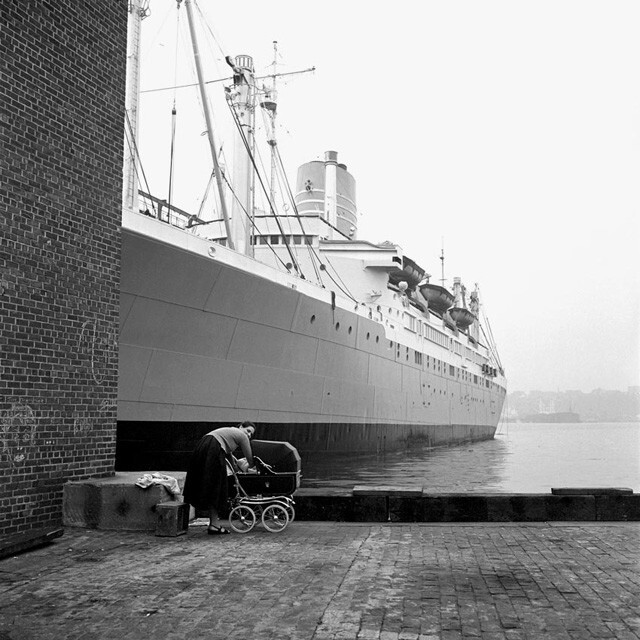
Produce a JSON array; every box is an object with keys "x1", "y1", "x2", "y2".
[{"x1": 226, "y1": 440, "x2": 301, "y2": 533}]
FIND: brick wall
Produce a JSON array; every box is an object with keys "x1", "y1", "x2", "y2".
[{"x1": 0, "y1": 1, "x2": 126, "y2": 539}]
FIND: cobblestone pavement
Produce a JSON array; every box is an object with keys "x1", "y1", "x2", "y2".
[{"x1": 1, "y1": 521, "x2": 639, "y2": 640}]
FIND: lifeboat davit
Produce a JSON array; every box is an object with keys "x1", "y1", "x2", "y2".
[
  {"x1": 418, "y1": 282, "x2": 454, "y2": 315},
  {"x1": 449, "y1": 307, "x2": 476, "y2": 329}
]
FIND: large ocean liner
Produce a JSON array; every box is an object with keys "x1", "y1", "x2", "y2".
[{"x1": 116, "y1": 0, "x2": 507, "y2": 470}]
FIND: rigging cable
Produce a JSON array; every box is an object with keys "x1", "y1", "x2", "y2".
[
  {"x1": 272, "y1": 145, "x2": 326, "y2": 284},
  {"x1": 216, "y1": 169, "x2": 294, "y2": 272},
  {"x1": 273, "y1": 145, "x2": 359, "y2": 302},
  {"x1": 225, "y1": 91, "x2": 304, "y2": 278},
  {"x1": 166, "y1": 7, "x2": 182, "y2": 222},
  {"x1": 124, "y1": 109, "x2": 156, "y2": 215}
]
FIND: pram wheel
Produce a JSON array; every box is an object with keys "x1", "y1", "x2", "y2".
[
  {"x1": 229, "y1": 505, "x2": 256, "y2": 533},
  {"x1": 285, "y1": 504, "x2": 295, "y2": 523},
  {"x1": 261, "y1": 504, "x2": 289, "y2": 533}
]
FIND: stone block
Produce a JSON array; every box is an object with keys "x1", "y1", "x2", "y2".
[
  {"x1": 422, "y1": 494, "x2": 488, "y2": 522},
  {"x1": 351, "y1": 495, "x2": 387, "y2": 522},
  {"x1": 545, "y1": 495, "x2": 596, "y2": 520},
  {"x1": 487, "y1": 495, "x2": 550, "y2": 522},
  {"x1": 486, "y1": 494, "x2": 596, "y2": 521},
  {"x1": 595, "y1": 494, "x2": 640, "y2": 521},
  {"x1": 353, "y1": 485, "x2": 423, "y2": 497},
  {"x1": 64, "y1": 479, "x2": 176, "y2": 530},
  {"x1": 552, "y1": 487, "x2": 634, "y2": 496},
  {"x1": 294, "y1": 494, "x2": 353, "y2": 521},
  {"x1": 389, "y1": 496, "x2": 425, "y2": 522}
]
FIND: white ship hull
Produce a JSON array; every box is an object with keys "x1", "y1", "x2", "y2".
[{"x1": 116, "y1": 212, "x2": 506, "y2": 469}]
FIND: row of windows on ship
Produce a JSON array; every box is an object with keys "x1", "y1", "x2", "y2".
[
  {"x1": 394, "y1": 346, "x2": 503, "y2": 392},
  {"x1": 251, "y1": 235, "x2": 313, "y2": 246},
  {"x1": 311, "y1": 312, "x2": 502, "y2": 390}
]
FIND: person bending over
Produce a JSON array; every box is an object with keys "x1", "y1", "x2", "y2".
[{"x1": 183, "y1": 421, "x2": 255, "y2": 534}]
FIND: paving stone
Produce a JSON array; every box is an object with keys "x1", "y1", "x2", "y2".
[{"x1": 0, "y1": 522, "x2": 639, "y2": 639}]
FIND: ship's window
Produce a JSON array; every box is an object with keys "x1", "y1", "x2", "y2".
[
  {"x1": 259, "y1": 236, "x2": 268, "y2": 245},
  {"x1": 271, "y1": 235, "x2": 280, "y2": 244},
  {"x1": 304, "y1": 236, "x2": 312, "y2": 245},
  {"x1": 335, "y1": 322, "x2": 340, "y2": 330},
  {"x1": 366, "y1": 332, "x2": 370, "y2": 340},
  {"x1": 375, "y1": 336, "x2": 379, "y2": 343},
  {"x1": 449, "y1": 365, "x2": 455, "y2": 376},
  {"x1": 348, "y1": 326, "x2": 352, "y2": 334},
  {"x1": 293, "y1": 235, "x2": 302, "y2": 245},
  {"x1": 310, "y1": 315, "x2": 316, "y2": 324}
]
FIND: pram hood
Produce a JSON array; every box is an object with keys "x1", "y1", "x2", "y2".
[{"x1": 250, "y1": 440, "x2": 301, "y2": 474}]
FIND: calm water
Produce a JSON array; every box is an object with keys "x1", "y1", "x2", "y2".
[{"x1": 300, "y1": 422, "x2": 640, "y2": 493}]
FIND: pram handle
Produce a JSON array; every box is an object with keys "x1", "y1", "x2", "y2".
[{"x1": 253, "y1": 456, "x2": 277, "y2": 476}]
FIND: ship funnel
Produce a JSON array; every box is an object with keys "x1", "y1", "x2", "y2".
[{"x1": 294, "y1": 151, "x2": 357, "y2": 239}]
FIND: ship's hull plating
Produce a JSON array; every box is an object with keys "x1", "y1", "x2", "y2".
[{"x1": 117, "y1": 226, "x2": 504, "y2": 470}]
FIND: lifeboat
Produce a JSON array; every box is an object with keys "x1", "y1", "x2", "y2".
[
  {"x1": 388, "y1": 255, "x2": 425, "y2": 289},
  {"x1": 449, "y1": 307, "x2": 476, "y2": 329},
  {"x1": 418, "y1": 282, "x2": 454, "y2": 315}
]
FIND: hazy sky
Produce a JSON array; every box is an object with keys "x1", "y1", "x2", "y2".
[{"x1": 135, "y1": 1, "x2": 640, "y2": 393}]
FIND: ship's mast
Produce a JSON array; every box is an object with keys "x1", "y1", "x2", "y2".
[
  {"x1": 262, "y1": 41, "x2": 279, "y2": 208},
  {"x1": 182, "y1": 0, "x2": 235, "y2": 250},
  {"x1": 227, "y1": 54, "x2": 256, "y2": 256},
  {"x1": 123, "y1": 0, "x2": 147, "y2": 214}
]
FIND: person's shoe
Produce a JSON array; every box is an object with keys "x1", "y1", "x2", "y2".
[{"x1": 207, "y1": 525, "x2": 230, "y2": 535}]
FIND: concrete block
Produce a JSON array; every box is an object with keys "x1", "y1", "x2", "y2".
[
  {"x1": 552, "y1": 487, "x2": 634, "y2": 496},
  {"x1": 155, "y1": 502, "x2": 189, "y2": 536},
  {"x1": 545, "y1": 495, "x2": 596, "y2": 520},
  {"x1": 486, "y1": 494, "x2": 596, "y2": 521},
  {"x1": 351, "y1": 495, "x2": 387, "y2": 522},
  {"x1": 63, "y1": 483, "x2": 102, "y2": 528},
  {"x1": 389, "y1": 496, "x2": 425, "y2": 522},
  {"x1": 64, "y1": 479, "x2": 176, "y2": 530},
  {"x1": 353, "y1": 485, "x2": 423, "y2": 497},
  {"x1": 487, "y1": 495, "x2": 549, "y2": 522},
  {"x1": 422, "y1": 494, "x2": 488, "y2": 522},
  {"x1": 595, "y1": 494, "x2": 640, "y2": 521},
  {"x1": 294, "y1": 494, "x2": 353, "y2": 521}
]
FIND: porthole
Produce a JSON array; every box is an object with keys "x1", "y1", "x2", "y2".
[
  {"x1": 348, "y1": 326, "x2": 352, "y2": 334},
  {"x1": 310, "y1": 315, "x2": 316, "y2": 323},
  {"x1": 366, "y1": 332, "x2": 370, "y2": 340},
  {"x1": 335, "y1": 322, "x2": 340, "y2": 330},
  {"x1": 375, "y1": 336, "x2": 379, "y2": 343}
]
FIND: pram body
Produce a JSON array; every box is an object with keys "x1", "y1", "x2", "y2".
[{"x1": 227, "y1": 439, "x2": 301, "y2": 533}]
